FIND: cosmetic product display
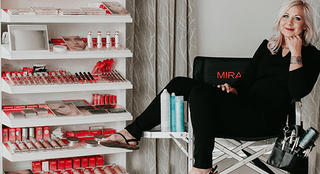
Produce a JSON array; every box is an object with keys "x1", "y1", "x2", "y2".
[
  {"x1": 97, "y1": 31, "x2": 102, "y2": 49},
  {"x1": 47, "y1": 138, "x2": 61, "y2": 149},
  {"x1": 106, "y1": 31, "x2": 111, "y2": 49},
  {"x1": 67, "y1": 137, "x2": 79, "y2": 147},
  {"x1": 30, "y1": 7, "x2": 58, "y2": 15},
  {"x1": 58, "y1": 9, "x2": 86, "y2": 15},
  {"x1": 94, "y1": 134, "x2": 106, "y2": 143},
  {"x1": 55, "y1": 137, "x2": 68, "y2": 148},
  {"x1": 23, "y1": 139, "x2": 36, "y2": 151},
  {"x1": 87, "y1": 31, "x2": 93, "y2": 49},
  {"x1": 6, "y1": 8, "x2": 36, "y2": 15},
  {"x1": 80, "y1": 7, "x2": 107, "y2": 15},
  {"x1": 16, "y1": 140, "x2": 28, "y2": 152},
  {"x1": 22, "y1": 128, "x2": 28, "y2": 140},
  {"x1": 39, "y1": 138, "x2": 53, "y2": 150},
  {"x1": 114, "y1": 31, "x2": 120, "y2": 49},
  {"x1": 30, "y1": 138, "x2": 45, "y2": 150},
  {"x1": 7, "y1": 140, "x2": 20, "y2": 153},
  {"x1": 53, "y1": 45, "x2": 68, "y2": 52},
  {"x1": 85, "y1": 140, "x2": 98, "y2": 148}
]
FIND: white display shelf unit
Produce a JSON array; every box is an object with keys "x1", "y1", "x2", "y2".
[
  {"x1": 1, "y1": 44, "x2": 133, "y2": 60},
  {"x1": 1, "y1": 10, "x2": 132, "y2": 23},
  {"x1": 2, "y1": 111, "x2": 133, "y2": 128},
  {"x1": 1, "y1": 0, "x2": 132, "y2": 171},
  {"x1": 2, "y1": 79, "x2": 133, "y2": 94},
  {"x1": 2, "y1": 144, "x2": 132, "y2": 162}
]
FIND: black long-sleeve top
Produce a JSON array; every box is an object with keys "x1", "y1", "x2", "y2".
[{"x1": 232, "y1": 39, "x2": 320, "y2": 115}]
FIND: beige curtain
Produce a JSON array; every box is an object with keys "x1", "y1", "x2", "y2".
[{"x1": 125, "y1": 0, "x2": 196, "y2": 173}]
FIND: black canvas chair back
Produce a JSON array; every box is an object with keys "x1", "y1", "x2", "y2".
[{"x1": 193, "y1": 56, "x2": 251, "y2": 86}]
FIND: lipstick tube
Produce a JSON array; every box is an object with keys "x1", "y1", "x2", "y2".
[
  {"x1": 37, "y1": 73, "x2": 49, "y2": 85},
  {"x1": 23, "y1": 72, "x2": 33, "y2": 85},
  {"x1": 33, "y1": 73, "x2": 45, "y2": 85},
  {"x1": 106, "y1": 31, "x2": 111, "y2": 49},
  {"x1": 83, "y1": 72, "x2": 92, "y2": 83},
  {"x1": 11, "y1": 73, "x2": 22, "y2": 86},
  {"x1": 43, "y1": 72, "x2": 55, "y2": 85},
  {"x1": 75, "y1": 73, "x2": 83, "y2": 83},
  {"x1": 67, "y1": 71, "x2": 80, "y2": 84},
  {"x1": 113, "y1": 70, "x2": 126, "y2": 81},
  {"x1": 27, "y1": 73, "x2": 38, "y2": 85},
  {"x1": 56, "y1": 72, "x2": 67, "y2": 84},
  {"x1": 79, "y1": 72, "x2": 88, "y2": 83},
  {"x1": 16, "y1": 73, "x2": 27, "y2": 86},
  {"x1": 6, "y1": 73, "x2": 17, "y2": 86},
  {"x1": 51, "y1": 72, "x2": 62, "y2": 84},
  {"x1": 62, "y1": 72, "x2": 73, "y2": 84},
  {"x1": 87, "y1": 72, "x2": 96, "y2": 83}
]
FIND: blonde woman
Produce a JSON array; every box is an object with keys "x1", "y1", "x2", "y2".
[{"x1": 101, "y1": 1, "x2": 320, "y2": 173}]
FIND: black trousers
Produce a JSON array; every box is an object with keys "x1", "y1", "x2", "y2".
[{"x1": 125, "y1": 77, "x2": 284, "y2": 169}]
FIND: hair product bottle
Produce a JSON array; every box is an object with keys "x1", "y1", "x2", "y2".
[{"x1": 160, "y1": 89, "x2": 170, "y2": 132}]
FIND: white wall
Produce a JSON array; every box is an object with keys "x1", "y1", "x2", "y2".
[{"x1": 196, "y1": 0, "x2": 284, "y2": 57}]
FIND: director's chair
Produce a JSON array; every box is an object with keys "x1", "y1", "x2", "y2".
[
  {"x1": 143, "y1": 56, "x2": 304, "y2": 174},
  {"x1": 187, "y1": 56, "x2": 301, "y2": 173}
]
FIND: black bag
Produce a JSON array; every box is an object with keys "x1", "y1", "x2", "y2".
[{"x1": 267, "y1": 125, "x2": 308, "y2": 173}]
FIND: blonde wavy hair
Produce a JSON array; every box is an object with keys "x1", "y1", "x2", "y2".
[{"x1": 268, "y1": 0, "x2": 319, "y2": 55}]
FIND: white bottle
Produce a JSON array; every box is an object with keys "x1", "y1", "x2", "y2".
[
  {"x1": 97, "y1": 31, "x2": 102, "y2": 49},
  {"x1": 87, "y1": 31, "x2": 93, "y2": 49},
  {"x1": 160, "y1": 89, "x2": 170, "y2": 132},
  {"x1": 106, "y1": 31, "x2": 111, "y2": 49},
  {"x1": 115, "y1": 30, "x2": 120, "y2": 49}
]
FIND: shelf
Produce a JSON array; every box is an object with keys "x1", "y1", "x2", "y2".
[
  {"x1": 1, "y1": 10, "x2": 132, "y2": 23},
  {"x1": 2, "y1": 111, "x2": 132, "y2": 127},
  {"x1": 2, "y1": 79, "x2": 133, "y2": 94},
  {"x1": 1, "y1": 44, "x2": 132, "y2": 60},
  {"x1": 2, "y1": 144, "x2": 132, "y2": 162},
  {"x1": 142, "y1": 131, "x2": 188, "y2": 139}
]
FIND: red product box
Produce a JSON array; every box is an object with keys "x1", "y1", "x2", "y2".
[
  {"x1": 32, "y1": 161, "x2": 42, "y2": 172},
  {"x1": 88, "y1": 156, "x2": 96, "y2": 167},
  {"x1": 81, "y1": 157, "x2": 89, "y2": 167},
  {"x1": 89, "y1": 130, "x2": 102, "y2": 136},
  {"x1": 49, "y1": 160, "x2": 57, "y2": 171},
  {"x1": 75, "y1": 130, "x2": 89, "y2": 137},
  {"x1": 104, "y1": 95, "x2": 109, "y2": 105},
  {"x1": 27, "y1": 104, "x2": 39, "y2": 108},
  {"x1": 102, "y1": 128, "x2": 116, "y2": 135},
  {"x1": 15, "y1": 127, "x2": 22, "y2": 141},
  {"x1": 111, "y1": 95, "x2": 117, "y2": 104},
  {"x1": 96, "y1": 155, "x2": 104, "y2": 166},
  {"x1": 2, "y1": 105, "x2": 14, "y2": 109},
  {"x1": 43, "y1": 126, "x2": 50, "y2": 139},
  {"x1": 3, "y1": 128, "x2": 9, "y2": 142},
  {"x1": 9, "y1": 128, "x2": 15, "y2": 141},
  {"x1": 66, "y1": 131, "x2": 75, "y2": 137},
  {"x1": 15, "y1": 105, "x2": 27, "y2": 109},
  {"x1": 65, "y1": 158, "x2": 73, "y2": 169},
  {"x1": 57, "y1": 158, "x2": 66, "y2": 170},
  {"x1": 36, "y1": 127, "x2": 43, "y2": 141},
  {"x1": 39, "y1": 104, "x2": 47, "y2": 108},
  {"x1": 73, "y1": 157, "x2": 81, "y2": 168}
]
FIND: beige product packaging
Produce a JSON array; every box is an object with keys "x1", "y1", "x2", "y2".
[
  {"x1": 30, "y1": 138, "x2": 44, "y2": 150},
  {"x1": 47, "y1": 138, "x2": 61, "y2": 149},
  {"x1": 15, "y1": 140, "x2": 28, "y2": 152},
  {"x1": 23, "y1": 139, "x2": 36, "y2": 151},
  {"x1": 39, "y1": 138, "x2": 53, "y2": 150}
]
